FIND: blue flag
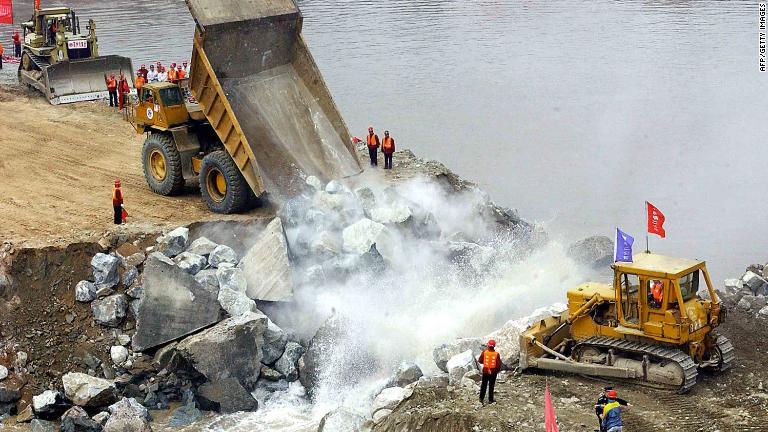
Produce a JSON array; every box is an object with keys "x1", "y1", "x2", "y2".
[{"x1": 615, "y1": 228, "x2": 634, "y2": 263}]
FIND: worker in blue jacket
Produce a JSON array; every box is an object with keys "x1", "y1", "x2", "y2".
[{"x1": 600, "y1": 389, "x2": 624, "y2": 432}]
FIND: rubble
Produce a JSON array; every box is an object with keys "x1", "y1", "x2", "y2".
[
  {"x1": 157, "y1": 227, "x2": 189, "y2": 257},
  {"x1": 132, "y1": 255, "x2": 222, "y2": 351},
  {"x1": 104, "y1": 398, "x2": 151, "y2": 432},
  {"x1": 238, "y1": 218, "x2": 294, "y2": 302},
  {"x1": 197, "y1": 378, "x2": 259, "y2": 413},
  {"x1": 92, "y1": 253, "x2": 120, "y2": 289},
  {"x1": 91, "y1": 295, "x2": 128, "y2": 327},
  {"x1": 186, "y1": 237, "x2": 219, "y2": 257},
  {"x1": 173, "y1": 252, "x2": 207, "y2": 275},
  {"x1": 75, "y1": 280, "x2": 98, "y2": 303},
  {"x1": 32, "y1": 390, "x2": 69, "y2": 419},
  {"x1": 342, "y1": 218, "x2": 388, "y2": 256},
  {"x1": 62, "y1": 372, "x2": 117, "y2": 407}
]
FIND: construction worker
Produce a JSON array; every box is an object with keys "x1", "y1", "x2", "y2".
[
  {"x1": 0, "y1": 41, "x2": 3, "y2": 70},
  {"x1": 135, "y1": 71, "x2": 146, "y2": 91},
  {"x1": 147, "y1": 64, "x2": 158, "y2": 82},
  {"x1": 477, "y1": 340, "x2": 502, "y2": 404},
  {"x1": 138, "y1": 64, "x2": 148, "y2": 79},
  {"x1": 112, "y1": 180, "x2": 124, "y2": 225},
  {"x1": 366, "y1": 127, "x2": 380, "y2": 167},
  {"x1": 595, "y1": 387, "x2": 628, "y2": 432},
  {"x1": 182, "y1": 61, "x2": 189, "y2": 74},
  {"x1": 599, "y1": 389, "x2": 624, "y2": 432},
  {"x1": 168, "y1": 64, "x2": 178, "y2": 83},
  {"x1": 118, "y1": 73, "x2": 130, "y2": 110},
  {"x1": 105, "y1": 73, "x2": 118, "y2": 107},
  {"x1": 649, "y1": 280, "x2": 663, "y2": 308},
  {"x1": 157, "y1": 66, "x2": 168, "y2": 82},
  {"x1": 176, "y1": 64, "x2": 186, "y2": 80},
  {"x1": 382, "y1": 130, "x2": 396, "y2": 170},
  {"x1": 13, "y1": 30, "x2": 22, "y2": 58}
]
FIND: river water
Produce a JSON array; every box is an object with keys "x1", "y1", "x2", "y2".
[{"x1": 2, "y1": 1, "x2": 766, "y2": 281}]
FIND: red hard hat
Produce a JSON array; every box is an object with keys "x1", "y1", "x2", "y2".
[
  {"x1": 488, "y1": 340, "x2": 496, "y2": 347},
  {"x1": 606, "y1": 389, "x2": 617, "y2": 398},
  {"x1": 114, "y1": 179, "x2": 121, "y2": 186}
]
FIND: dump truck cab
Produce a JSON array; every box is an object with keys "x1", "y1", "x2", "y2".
[
  {"x1": 134, "y1": 82, "x2": 191, "y2": 133},
  {"x1": 520, "y1": 252, "x2": 733, "y2": 393}
]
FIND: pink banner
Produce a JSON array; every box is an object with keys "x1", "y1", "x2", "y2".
[{"x1": 0, "y1": 0, "x2": 12, "y2": 25}]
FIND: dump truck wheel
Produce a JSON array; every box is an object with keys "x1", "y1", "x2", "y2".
[
  {"x1": 142, "y1": 133, "x2": 185, "y2": 196},
  {"x1": 199, "y1": 150, "x2": 250, "y2": 214}
]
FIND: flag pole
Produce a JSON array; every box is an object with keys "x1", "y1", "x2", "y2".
[{"x1": 645, "y1": 201, "x2": 650, "y2": 253}]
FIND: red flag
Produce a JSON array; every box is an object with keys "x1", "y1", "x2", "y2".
[
  {"x1": 544, "y1": 383, "x2": 559, "y2": 432},
  {"x1": 34, "y1": 0, "x2": 39, "y2": 10},
  {"x1": 0, "y1": 0, "x2": 13, "y2": 25},
  {"x1": 646, "y1": 201, "x2": 666, "y2": 238}
]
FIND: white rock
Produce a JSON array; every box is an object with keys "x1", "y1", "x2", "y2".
[
  {"x1": 147, "y1": 251, "x2": 175, "y2": 266},
  {"x1": 724, "y1": 279, "x2": 744, "y2": 290},
  {"x1": 116, "y1": 334, "x2": 131, "y2": 346},
  {"x1": 325, "y1": 180, "x2": 347, "y2": 194},
  {"x1": 372, "y1": 409, "x2": 392, "y2": 425},
  {"x1": 75, "y1": 280, "x2": 97, "y2": 303},
  {"x1": 306, "y1": 176, "x2": 323, "y2": 191},
  {"x1": 342, "y1": 218, "x2": 386, "y2": 255},
  {"x1": 218, "y1": 287, "x2": 259, "y2": 317},
  {"x1": 157, "y1": 227, "x2": 189, "y2": 257},
  {"x1": 194, "y1": 269, "x2": 220, "y2": 292},
  {"x1": 310, "y1": 231, "x2": 341, "y2": 258},
  {"x1": 759, "y1": 306, "x2": 768, "y2": 318},
  {"x1": 174, "y1": 252, "x2": 207, "y2": 275},
  {"x1": 743, "y1": 271, "x2": 768, "y2": 294},
  {"x1": 371, "y1": 387, "x2": 413, "y2": 414},
  {"x1": 62, "y1": 372, "x2": 116, "y2": 407},
  {"x1": 110, "y1": 346, "x2": 129, "y2": 365},
  {"x1": 446, "y1": 349, "x2": 477, "y2": 386},
  {"x1": 216, "y1": 267, "x2": 247, "y2": 293},
  {"x1": 209, "y1": 245, "x2": 238, "y2": 268},
  {"x1": 370, "y1": 204, "x2": 412, "y2": 225},
  {"x1": 0, "y1": 365, "x2": 7, "y2": 380},
  {"x1": 313, "y1": 191, "x2": 345, "y2": 213},
  {"x1": 92, "y1": 253, "x2": 120, "y2": 289},
  {"x1": 239, "y1": 218, "x2": 293, "y2": 302},
  {"x1": 186, "y1": 237, "x2": 219, "y2": 257},
  {"x1": 32, "y1": 390, "x2": 63, "y2": 413}
]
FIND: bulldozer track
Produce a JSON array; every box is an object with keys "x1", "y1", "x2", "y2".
[
  {"x1": 575, "y1": 337, "x2": 699, "y2": 393},
  {"x1": 715, "y1": 334, "x2": 736, "y2": 371}
]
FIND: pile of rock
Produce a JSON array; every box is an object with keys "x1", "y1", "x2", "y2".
[{"x1": 717, "y1": 263, "x2": 768, "y2": 318}]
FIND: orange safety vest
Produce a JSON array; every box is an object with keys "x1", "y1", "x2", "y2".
[
  {"x1": 482, "y1": 349, "x2": 499, "y2": 374},
  {"x1": 651, "y1": 282, "x2": 663, "y2": 304},
  {"x1": 112, "y1": 187, "x2": 123, "y2": 206},
  {"x1": 0, "y1": 43, "x2": 5, "y2": 56},
  {"x1": 382, "y1": 136, "x2": 395, "y2": 154},
  {"x1": 177, "y1": 69, "x2": 186, "y2": 80},
  {"x1": 106, "y1": 78, "x2": 116, "y2": 91},
  {"x1": 367, "y1": 133, "x2": 379, "y2": 149},
  {"x1": 136, "y1": 76, "x2": 146, "y2": 90},
  {"x1": 168, "y1": 69, "x2": 177, "y2": 81}
]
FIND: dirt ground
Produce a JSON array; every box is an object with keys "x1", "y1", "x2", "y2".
[
  {"x1": 377, "y1": 309, "x2": 768, "y2": 432},
  {"x1": 0, "y1": 84, "x2": 268, "y2": 247}
]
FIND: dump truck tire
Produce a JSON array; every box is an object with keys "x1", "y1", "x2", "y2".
[
  {"x1": 199, "y1": 150, "x2": 250, "y2": 214},
  {"x1": 142, "y1": 133, "x2": 185, "y2": 196}
]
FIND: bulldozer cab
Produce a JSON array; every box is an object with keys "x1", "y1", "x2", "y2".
[
  {"x1": 134, "y1": 82, "x2": 190, "y2": 132},
  {"x1": 613, "y1": 253, "x2": 719, "y2": 341}
]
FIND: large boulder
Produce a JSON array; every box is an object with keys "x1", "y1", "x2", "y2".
[
  {"x1": 104, "y1": 398, "x2": 150, "y2": 432},
  {"x1": 62, "y1": 372, "x2": 117, "y2": 407},
  {"x1": 216, "y1": 267, "x2": 258, "y2": 317},
  {"x1": 274, "y1": 342, "x2": 305, "y2": 382},
  {"x1": 432, "y1": 338, "x2": 484, "y2": 372},
  {"x1": 176, "y1": 312, "x2": 268, "y2": 388},
  {"x1": 388, "y1": 362, "x2": 423, "y2": 388},
  {"x1": 310, "y1": 231, "x2": 341, "y2": 259},
  {"x1": 209, "y1": 245, "x2": 238, "y2": 268},
  {"x1": 567, "y1": 236, "x2": 614, "y2": 269},
  {"x1": 446, "y1": 350, "x2": 477, "y2": 386},
  {"x1": 91, "y1": 295, "x2": 128, "y2": 328},
  {"x1": 197, "y1": 378, "x2": 259, "y2": 413},
  {"x1": 743, "y1": 271, "x2": 768, "y2": 295},
  {"x1": 92, "y1": 253, "x2": 120, "y2": 289},
  {"x1": 194, "y1": 269, "x2": 219, "y2": 292},
  {"x1": 132, "y1": 254, "x2": 222, "y2": 352},
  {"x1": 318, "y1": 408, "x2": 365, "y2": 432},
  {"x1": 173, "y1": 252, "x2": 207, "y2": 275},
  {"x1": 157, "y1": 227, "x2": 189, "y2": 258},
  {"x1": 75, "y1": 281, "x2": 98, "y2": 303},
  {"x1": 238, "y1": 218, "x2": 294, "y2": 302},
  {"x1": 278, "y1": 194, "x2": 312, "y2": 228},
  {"x1": 342, "y1": 219, "x2": 387, "y2": 256},
  {"x1": 186, "y1": 237, "x2": 219, "y2": 257},
  {"x1": 371, "y1": 387, "x2": 413, "y2": 414}
]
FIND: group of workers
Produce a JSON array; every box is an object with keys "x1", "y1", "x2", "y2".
[
  {"x1": 362, "y1": 127, "x2": 396, "y2": 169},
  {"x1": 104, "y1": 72, "x2": 131, "y2": 110},
  {"x1": 134, "y1": 61, "x2": 190, "y2": 90}
]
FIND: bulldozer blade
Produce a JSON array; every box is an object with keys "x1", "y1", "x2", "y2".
[{"x1": 44, "y1": 55, "x2": 135, "y2": 105}]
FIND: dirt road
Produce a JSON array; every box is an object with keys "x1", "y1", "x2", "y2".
[{"x1": 0, "y1": 85, "x2": 266, "y2": 246}]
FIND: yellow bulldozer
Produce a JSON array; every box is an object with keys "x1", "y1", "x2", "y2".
[
  {"x1": 520, "y1": 252, "x2": 734, "y2": 392},
  {"x1": 125, "y1": 0, "x2": 361, "y2": 213},
  {"x1": 18, "y1": 5, "x2": 134, "y2": 104}
]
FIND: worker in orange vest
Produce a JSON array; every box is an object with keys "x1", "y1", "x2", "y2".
[
  {"x1": 118, "y1": 73, "x2": 130, "y2": 110},
  {"x1": 382, "y1": 130, "x2": 396, "y2": 170},
  {"x1": 135, "y1": 71, "x2": 146, "y2": 91},
  {"x1": 168, "y1": 66, "x2": 178, "y2": 83},
  {"x1": 0, "y1": 42, "x2": 4, "y2": 70},
  {"x1": 176, "y1": 64, "x2": 186, "y2": 80},
  {"x1": 13, "y1": 30, "x2": 22, "y2": 58},
  {"x1": 649, "y1": 280, "x2": 663, "y2": 308},
  {"x1": 366, "y1": 127, "x2": 380, "y2": 167},
  {"x1": 105, "y1": 73, "x2": 118, "y2": 107},
  {"x1": 478, "y1": 339, "x2": 503, "y2": 404},
  {"x1": 112, "y1": 179, "x2": 124, "y2": 225}
]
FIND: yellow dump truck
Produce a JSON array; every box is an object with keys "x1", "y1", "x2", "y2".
[
  {"x1": 126, "y1": 0, "x2": 361, "y2": 213},
  {"x1": 18, "y1": 6, "x2": 134, "y2": 104}
]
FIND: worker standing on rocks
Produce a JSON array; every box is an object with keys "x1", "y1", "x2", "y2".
[
  {"x1": 599, "y1": 389, "x2": 625, "y2": 432},
  {"x1": 366, "y1": 127, "x2": 380, "y2": 167},
  {"x1": 478, "y1": 339, "x2": 502, "y2": 405},
  {"x1": 112, "y1": 180, "x2": 124, "y2": 225},
  {"x1": 105, "y1": 73, "x2": 118, "y2": 107},
  {"x1": 13, "y1": 30, "x2": 21, "y2": 58},
  {"x1": 382, "y1": 130, "x2": 396, "y2": 169}
]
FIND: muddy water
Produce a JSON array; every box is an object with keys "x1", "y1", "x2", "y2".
[{"x1": 2, "y1": 1, "x2": 766, "y2": 280}]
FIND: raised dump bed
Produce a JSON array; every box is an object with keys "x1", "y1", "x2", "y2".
[{"x1": 185, "y1": 0, "x2": 361, "y2": 199}]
